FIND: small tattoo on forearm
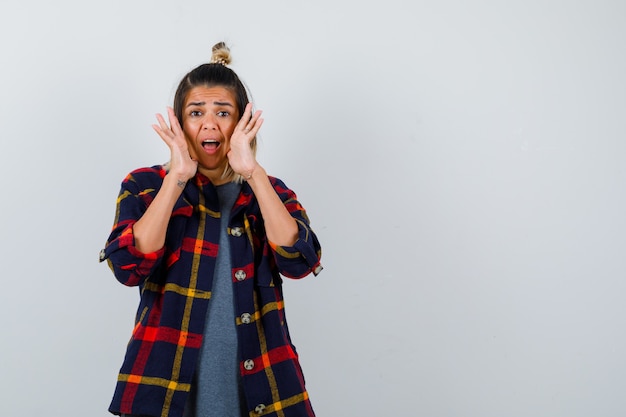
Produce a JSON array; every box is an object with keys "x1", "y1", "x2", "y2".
[{"x1": 177, "y1": 180, "x2": 186, "y2": 188}]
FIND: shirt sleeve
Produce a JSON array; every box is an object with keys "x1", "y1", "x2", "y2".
[
  {"x1": 269, "y1": 178, "x2": 323, "y2": 278},
  {"x1": 99, "y1": 170, "x2": 166, "y2": 287}
]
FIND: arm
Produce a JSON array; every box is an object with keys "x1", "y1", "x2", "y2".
[
  {"x1": 266, "y1": 176, "x2": 323, "y2": 278},
  {"x1": 100, "y1": 168, "x2": 169, "y2": 286},
  {"x1": 100, "y1": 108, "x2": 198, "y2": 285},
  {"x1": 131, "y1": 174, "x2": 186, "y2": 253},
  {"x1": 246, "y1": 166, "x2": 299, "y2": 247},
  {"x1": 133, "y1": 107, "x2": 198, "y2": 253},
  {"x1": 228, "y1": 103, "x2": 322, "y2": 277},
  {"x1": 227, "y1": 103, "x2": 298, "y2": 247}
]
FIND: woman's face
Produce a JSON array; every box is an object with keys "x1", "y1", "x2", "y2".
[{"x1": 182, "y1": 85, "x2": 240, "y2": 179}]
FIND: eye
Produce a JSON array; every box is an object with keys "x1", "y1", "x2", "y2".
[
  {"x1": 190, "y1": 110, "x2": 202, "y2": 117},
  {"x1": 217, "y1": 111, "x2": 230, "y2": 117}
]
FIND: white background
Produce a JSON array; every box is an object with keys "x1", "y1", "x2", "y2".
[{"x1": 1, "y1": 1, "x2": 625, "y2": 416}]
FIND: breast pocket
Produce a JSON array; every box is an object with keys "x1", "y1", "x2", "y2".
[
  {"x1": 254, "y1": 248, "x2": 284, "y2": 289},
  {"x1": 255, "y1": 270, "x2": 283, "y2": 288}
]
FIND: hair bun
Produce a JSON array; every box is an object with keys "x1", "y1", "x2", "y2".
[{"x1": 211, "y1": 42, "x2": 232, "y2": 66}]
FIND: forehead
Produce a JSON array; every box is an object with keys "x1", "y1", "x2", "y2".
[{"x1": 184, "y1": 85, "x2": 237, "y2": 106}]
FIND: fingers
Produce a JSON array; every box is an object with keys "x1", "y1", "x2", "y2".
[
  {"x1": 244, "y1": 115, "x2": 263, "y2": 137},
  {"x1": 152, "y1": 113, "x2": 172, "y2": 145},
  {"x1": 238, "y1": 103, "x2": 264, "y2": 139},
  {"x1": 167, "y1": 107, "x2": 184, "y2": 136},
  {"x1": 152, "y1": 107, "x2": 184, "y2": 145}
]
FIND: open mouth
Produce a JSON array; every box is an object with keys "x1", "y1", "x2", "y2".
[{"x1": 202, "y1": 139, "x2": 220, "y2": 152}]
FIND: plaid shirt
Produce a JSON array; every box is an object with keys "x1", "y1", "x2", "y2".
[{"x1": 100, "y1": 165, "x2": 322, "y2": 417}]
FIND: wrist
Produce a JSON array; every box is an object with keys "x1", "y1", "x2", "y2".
[
  {"x1": 163, "y1": 173, "x2": 188, "y2": 191},
  {"x1": 244, "y1": 164, "x2": 265, "y2": 183}
]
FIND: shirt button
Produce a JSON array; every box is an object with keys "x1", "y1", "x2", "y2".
[
  {"x1": 244, "y1": 359, "x2": 255, "y2": 370},
  {"x1": 230, "y1": 227, "x2": 243, "y2": 237},
  {"x1": 254, "y1": 404, "x2": 266, "y2": 414},
  {"x1": 241, "y1": 313, "x2": 252, "y2": 324},
  {"x1": 235, "y1": 270, "x2": 247, "y2": 281}
]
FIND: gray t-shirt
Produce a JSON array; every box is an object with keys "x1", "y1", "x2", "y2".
[{"x1": 183, "y1": 181, "x2": 246, "y2": 417}]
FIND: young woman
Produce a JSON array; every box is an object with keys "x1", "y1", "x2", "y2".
[{"x1": 100, "y1": 42, "x2": 322, "y2": 417}]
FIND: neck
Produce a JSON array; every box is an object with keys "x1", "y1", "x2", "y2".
[{"x1": 198, "y1": 165, "x2": 229, "y2": 186}]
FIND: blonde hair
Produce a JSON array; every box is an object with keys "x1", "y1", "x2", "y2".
[{"x1": 210, "y1": 42, "x2": 232, "y2": 66}]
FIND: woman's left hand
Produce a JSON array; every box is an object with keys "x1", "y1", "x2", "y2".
[{"x1": 228, "y1": 103, "x2": 264, "y2": 179}]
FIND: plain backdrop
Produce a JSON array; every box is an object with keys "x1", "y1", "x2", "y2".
[{"x1": 1, "y1": 1, "x2": 625, "y2": 416}]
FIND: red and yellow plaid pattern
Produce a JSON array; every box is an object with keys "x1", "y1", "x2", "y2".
[{"x1": 100, "y1": 165, "x2": 322, "y2": 417}]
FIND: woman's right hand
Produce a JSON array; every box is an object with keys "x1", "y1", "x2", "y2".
[{"x1": 152, "y1": 107, "x2": 198, "y2": 182}]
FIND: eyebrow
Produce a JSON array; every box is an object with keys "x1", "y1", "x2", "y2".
[{"x1": 186, "y1": 101, "x2": 235, "y2": 108}]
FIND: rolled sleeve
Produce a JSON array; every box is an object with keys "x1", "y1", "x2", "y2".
[
  {"x1": 99, "y1": 168, "x2": 167, "y2": 287},
  {"x1": 270, "y1": 219, "x2": 323, "y2": 278},
  {"x1": 266, "y1": 177, "x2": 323, "y2": 279},
  {"x1": 100, "y1": 224, "x2": 165, "y2": 286}
]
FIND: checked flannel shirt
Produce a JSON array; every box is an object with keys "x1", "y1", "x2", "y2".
[{"x1": 100, "y1": 165, "x2": 323, "y2": 417}]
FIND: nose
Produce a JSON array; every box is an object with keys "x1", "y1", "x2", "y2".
[{"x1": 202, "y1": 114, "x2": 217, "y2": 130}]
